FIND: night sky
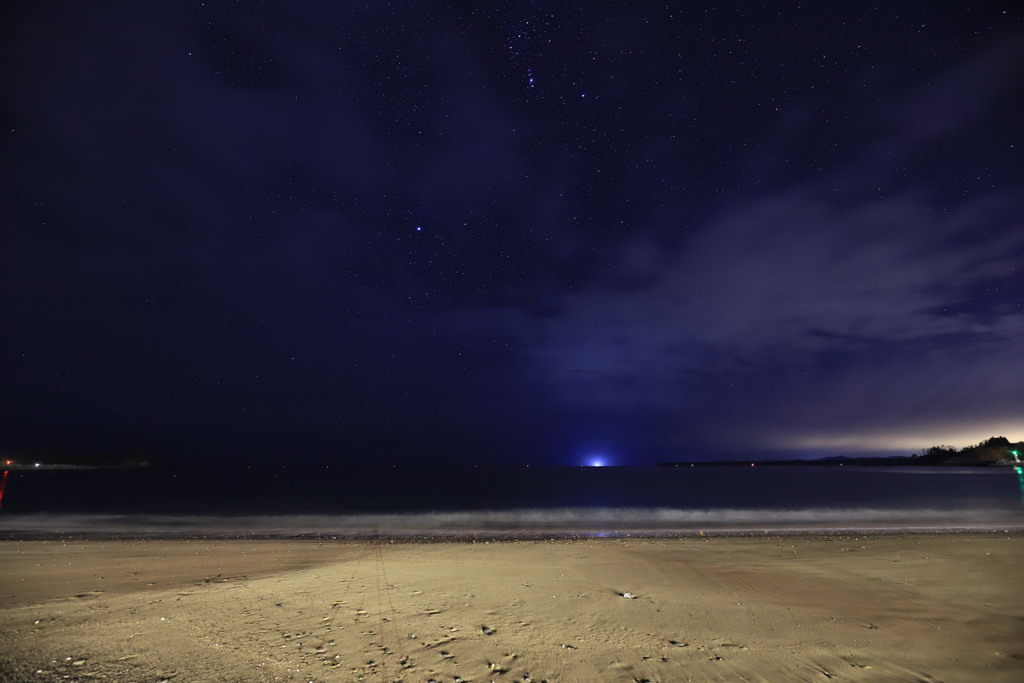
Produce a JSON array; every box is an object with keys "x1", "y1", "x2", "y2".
[{"x1": 3, "y1": 2, "x2": 1022, "y2": 467}]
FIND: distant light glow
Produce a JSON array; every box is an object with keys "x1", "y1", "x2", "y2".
[{"x1": 775, "y1": 423, "x2": 1024, "y2": 452}]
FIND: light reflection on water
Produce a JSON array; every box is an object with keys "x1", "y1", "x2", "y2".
[{"x1": 0, "y1": 469, "x2": 8, "y2": 509}]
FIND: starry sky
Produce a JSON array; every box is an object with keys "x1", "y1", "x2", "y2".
[{"x1": 2, "y1": 1, "x2": 1022, "y2": 466}]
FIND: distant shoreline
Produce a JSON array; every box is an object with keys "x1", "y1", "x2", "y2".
[{"x1": 657, "y1": 457, "x2": 1015, "y2": 467}]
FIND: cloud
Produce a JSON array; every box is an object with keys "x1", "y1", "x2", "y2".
[
  {"x1": 520, "y1": 187, "x2": 1022, "y2": 411},
  {"x1": 885, "y1": 36, "x2": 1024, "y2": 145},
  {"x1": 491, "y1": 41, "x2": 1024, "y2": 453}
]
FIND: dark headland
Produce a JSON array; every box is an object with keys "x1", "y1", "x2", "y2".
[{"x1": 659, "y1": 436, "x2": 1024, "y2": 467}]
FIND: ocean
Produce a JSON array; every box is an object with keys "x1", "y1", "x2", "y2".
[{"x1": 1, "y1": 465, "x2": 1022, "y2": 539}]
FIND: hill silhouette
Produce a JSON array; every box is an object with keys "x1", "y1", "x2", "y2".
[{"x1": 912, "y1": 436, "x2": 1023, "y2": 466}]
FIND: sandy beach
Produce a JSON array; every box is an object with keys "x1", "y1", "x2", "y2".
[{"x1": 1, "y1": 533, "x2": 1022, "y2": 682}]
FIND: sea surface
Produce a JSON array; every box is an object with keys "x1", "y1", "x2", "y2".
[{"x1": 1, "y1": 466, "x2": 1022, "y2": 539}]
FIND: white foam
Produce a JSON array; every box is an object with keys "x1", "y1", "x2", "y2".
[{"x1": 2, "y1": 506, "x2": 1022, "y2": 538}]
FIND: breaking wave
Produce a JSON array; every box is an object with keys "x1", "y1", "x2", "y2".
[{"x1": 2, "y1": 506, "x2": 1022, "y2": 539}]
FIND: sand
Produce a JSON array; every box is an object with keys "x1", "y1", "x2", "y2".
[{"x1": 1, "y1": 533, "x2": 1022, "y2": 682}]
